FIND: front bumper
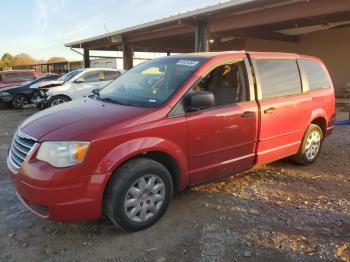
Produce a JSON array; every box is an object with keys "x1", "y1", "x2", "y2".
[
  {"x1": 7, "y1": 156, "x2": 112, "y2": 222},
  {"x1": 31, "y1": 90, "x2": 50, "y2": 109},
  {"x1": 0, "y1": 95, "x2": 13, "y2": 105}
]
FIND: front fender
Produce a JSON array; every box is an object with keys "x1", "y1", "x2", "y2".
[{"x1": 95, "y1": 137, "x2": 189, "y2": 189}]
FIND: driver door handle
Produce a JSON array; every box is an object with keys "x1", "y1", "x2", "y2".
[
  {"x1": 241, "y1": 111, "x2": 255, "y2": 118},
  {"x1": 264, "y1": 107, "x2": 277, "y2": 114}
]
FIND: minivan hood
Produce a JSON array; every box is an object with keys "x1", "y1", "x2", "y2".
[{"x1": 20, "y1": 98, "x2": 152, "y2": 141}]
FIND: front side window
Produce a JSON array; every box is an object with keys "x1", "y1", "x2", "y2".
[
  {"x1": 98, "y1": 57, "x2": 207, "y2": 108},
  {"x1": 183, "y1": 60, "x2": 247, "y2": 111},
  {"x1": 82, "y1": 71, "x2": 100, "y2": 83},
  {"x1": 58, "y1": 69, "x2": 83, "y2": 82},
  {"x1": 299, "y1": 59, "x2": 331, "y2": 90},
  {"x1": 256, "y1": 59, "x2": 302, "y2": 99}
]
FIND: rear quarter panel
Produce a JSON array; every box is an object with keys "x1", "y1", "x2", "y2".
[{"x1": 299, "y1": 56, "x2": 336, "y2": 136}]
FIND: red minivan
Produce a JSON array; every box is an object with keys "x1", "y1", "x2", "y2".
[{"x1": 7, "y1": 52, "x2": 335, "y2": 231}]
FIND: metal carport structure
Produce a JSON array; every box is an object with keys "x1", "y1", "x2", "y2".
[{"x1": 65, "y1": 0, "x2": 350, "y2": 94}]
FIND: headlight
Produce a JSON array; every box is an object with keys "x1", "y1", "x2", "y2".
[
  {"x1": 37, "y1": 141, "x2": 90, "y2": 167},
  {"x1": 0, "y1": 92, "x2": 10, "y2": 97}
]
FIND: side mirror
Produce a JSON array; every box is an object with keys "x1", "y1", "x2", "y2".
[
  {"x1": 190, "y1": 91, "x2": 214, "y2": 111},
  {"x1": 75, "y1": 78, "x2": 84, "y2": 84},
  {"x1": 92, "y1": 88, "x2": 100, "y2": 96}
]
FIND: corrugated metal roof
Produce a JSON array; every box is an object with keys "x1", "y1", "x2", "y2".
[{"x1": 65, "y1": 0, "x2": 256, "y2": 47}]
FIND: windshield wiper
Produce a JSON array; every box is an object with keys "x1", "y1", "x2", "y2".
[{"x1": 99, "y1": 97, "x2": 129, "y2": 106}]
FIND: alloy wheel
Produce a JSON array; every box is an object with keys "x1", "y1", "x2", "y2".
[
  {"x1": 14, "y1": 96, "x2": 27, "y2": 109},
  {"x1": 305, "y1": 130, "x2": 321, "y2": 161},
  {"x1": 124, "y1": 174, "x2": 165, "y2": 223}
]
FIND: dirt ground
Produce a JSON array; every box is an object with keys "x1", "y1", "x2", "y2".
[{"x1": 0, "y1": 108, "x2": 349, "y2": 262}]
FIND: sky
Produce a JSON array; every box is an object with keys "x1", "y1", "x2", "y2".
[{"x1": 0, "y1": 0, "x2": 227, "y2": 61}]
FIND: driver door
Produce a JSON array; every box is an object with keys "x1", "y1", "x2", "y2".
[
  {"x1": 74, "y1": 70, "x2": 102, "y2": 98},
  {"x1": 185, "y1": 58, "x2": 258, "y2": 185}
]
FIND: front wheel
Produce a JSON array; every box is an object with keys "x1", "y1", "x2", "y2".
[
  {"x1": 292, "y1": 124, "x2": 323, "y2": 165},
  {"x1": 12, "y1": 95, "x2": 28, "y2": 109},
  {"x1": 48, "y1": 95, "x2": 70, "y2": 107},
  {"x1": 104, "y1": 158, "x2": 173, "y2": 232}
]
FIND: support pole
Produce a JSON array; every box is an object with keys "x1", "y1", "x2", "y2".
[
  {"x1": 122, "y1": 40, "x2": 133, "y2": 70},
  {"x1": 83, "y1": 48, "x2": 90, "y2": 68},
  {"x1": 195, "y1": 21, "x2": 208, "y2": 52}
]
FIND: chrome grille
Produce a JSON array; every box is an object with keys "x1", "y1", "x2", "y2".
[{"x1": 9, "y1": 130, "x2": 36, "y2": 169}]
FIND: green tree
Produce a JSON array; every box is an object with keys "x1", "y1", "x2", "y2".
[
  {"x1": 13, "y1": 53, "x2": 36, "y2": 66},
  {"x1": 1, "y1": 53, "x2": 14, "y2": 69},
  {"x1": 47, "y1": 57, "x2": 67, "y2": 63}
]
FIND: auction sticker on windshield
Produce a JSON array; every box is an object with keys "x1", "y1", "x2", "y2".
[{"x1": 176, "y1": 60, "x2": 200, "y2": 66}]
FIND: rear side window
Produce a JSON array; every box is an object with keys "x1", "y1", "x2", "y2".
[
  {"x1": 103, "y1": 71, "x2": 120, "y2": 81},
  {"x1": 4, "y1": 72, "x2": 34, "y2": 80},
  {"x1": 255, "y1": 59, "x2": 302, "y2": 99},
  {"x1": 299, "y1": 59, "x2": 330, "y2": 90},
  {"x1": 82, "y1": 71, "x2": 100, "y2": 83},
  {"x1": 18, "y1": 72, "x2": 35, "y2": 79},
  {"x1": 4, "y1": 73, "x2": 20, "y2": 80}
]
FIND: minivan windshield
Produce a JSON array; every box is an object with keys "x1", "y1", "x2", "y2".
[
  {"x1": 98, "y1": 57, "x2": 207, "y2": 108},
  {"x1": 58, "y1": 69, "x2": 83, "y2": 82}
]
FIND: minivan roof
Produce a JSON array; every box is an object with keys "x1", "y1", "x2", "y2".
[{"x1": 168, "y1": 51, "x2": 322, "y2": 63}]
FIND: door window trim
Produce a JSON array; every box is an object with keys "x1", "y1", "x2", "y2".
[{"x1": 168, "y1": 58, "x2": 254, "y2": 117}]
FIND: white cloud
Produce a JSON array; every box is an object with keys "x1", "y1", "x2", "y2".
[{"x1": 34, "y1": 0, "x2": 65, "y2": 32}]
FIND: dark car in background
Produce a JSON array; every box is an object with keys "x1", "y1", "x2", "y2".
[
  {"x1": 0, "y1": 70, "x2": 42, "y2": 89},
  {"x1": 0, "y1": 74, "x2": 59, "y2": 109}
]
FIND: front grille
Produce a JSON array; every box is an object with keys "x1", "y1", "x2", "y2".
[{"x1": 9, "y1": 130, "x2": 36, "y2": 169}]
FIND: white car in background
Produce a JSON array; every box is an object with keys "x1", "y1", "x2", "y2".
[{"x1": 38, "y1": 68, "x2": 123, "y2": 108}]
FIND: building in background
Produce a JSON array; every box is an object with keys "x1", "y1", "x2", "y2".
[
  {"x1": 64, "y1": 0, "x2": 350, "y2": 97},
  {"x1": 10, "y1": 52, "x2": 162, "y2": 74}
]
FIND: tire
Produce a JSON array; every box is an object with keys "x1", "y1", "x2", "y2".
[
  {"x1": 292, "y1": 124, "x2": 323, "y2": 165},
  {"x1": 48, "y1": 95, "x2": 70, "y2": 107},
  {"x1": 12, "y1": 95, "x2": 28, "y2": 109},
  {"x1": 104, "y1": 158, "x2": 173, "y2": 232}
]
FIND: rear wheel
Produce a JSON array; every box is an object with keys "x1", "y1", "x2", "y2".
[
  {"x1": 12, "y1": 95, "x2": 28, "y2": 109},
  {"x1": 292, "y1": 124, "x2": 323, "y2": 165},
  {"x1": 48, "y1": 95, "x2": 70, "y2": 107},
  {"x1": 104, "y1": 158, "x2": 173, "y2": 232}
]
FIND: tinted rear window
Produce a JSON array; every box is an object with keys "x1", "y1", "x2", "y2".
[
  {"x1": 255, "y1": 59, "x2": 302, "y2": 99},
  {"x1": 299, "y1": 59, "x2": 330, "y2": 90}
]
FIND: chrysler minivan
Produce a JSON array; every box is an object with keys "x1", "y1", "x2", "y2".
[{"x1": 7, "y1": 51, "x2": 335, "y2": 231}]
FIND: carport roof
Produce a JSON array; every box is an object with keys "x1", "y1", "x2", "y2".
[
  {"x1": 65, "y1": 0, "x2": 256, "y2": 48},
  {"x1": 65, "y1": 0, "x2": 350, "y2": 53}
]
